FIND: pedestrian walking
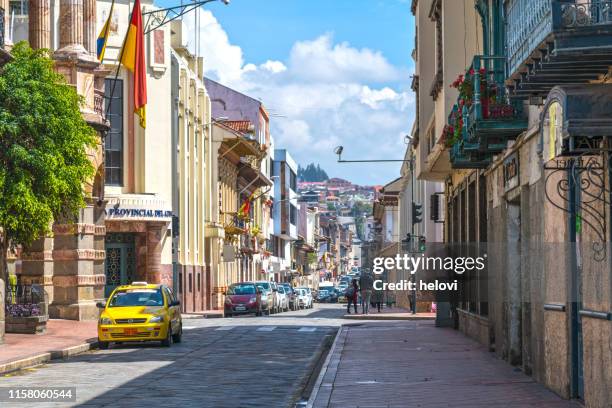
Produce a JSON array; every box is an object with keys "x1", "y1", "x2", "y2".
[
  {"x1": 345, "y1": 279, "x2": 359, "y2": 314},
  {"x1": 372, "y1": 286, "x2": 383, "y2": 312},
  {"x1": 359, "y1": 271, "x2": 374, "y2": 314}
]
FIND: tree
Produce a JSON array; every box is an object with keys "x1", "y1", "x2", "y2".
[
  {"x1": 0, "y1": 42, "x2": 97, "y2": 288},
  {"x1": 298, "y1": 162, "x2": 329, "y2": 182}
]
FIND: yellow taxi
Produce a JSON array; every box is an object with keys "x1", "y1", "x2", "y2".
[{"x1": 97, "y1": 282, "x2": 182, "y2": 349}]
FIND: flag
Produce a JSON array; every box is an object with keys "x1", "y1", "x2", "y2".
[
  {"x1": 96, "y1": 0, "x2": 115, "y2": 61},
  {"x1": 120, "y1": 0, "x2": 147, "y2": 128},
  {"x1": 238, "y1": 192, "x2": 255, "y2": 219}
]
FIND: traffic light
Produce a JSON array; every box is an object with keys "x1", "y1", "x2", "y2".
[
  {"x1": 412, "y1": 202, "x2": 423, "y2": 225},
  {"x1": 418, "y1": 236, "x2": 426, "y2": 253}
]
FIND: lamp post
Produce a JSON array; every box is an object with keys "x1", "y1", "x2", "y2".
[{"x1": 336, "y1": 143, "x2": 418, "y2": 313}]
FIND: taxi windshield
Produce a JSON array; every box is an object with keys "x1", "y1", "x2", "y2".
[{"x1": 108, "y1": 288, "x2": 164, "y2": 307}]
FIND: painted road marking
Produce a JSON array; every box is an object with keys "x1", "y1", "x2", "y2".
[
  {"x1": 257, "y1": 326, "x2": 277, "y2": 332},
  {"x1": 298, "y1": 327, "x2": 317, "y2": 332},
  {"x1": 183, "y1": 326, "x2": 197, "y2": 330},
  {"x1": 215, "y1": 326, "x2": 234, "y2": 331}
]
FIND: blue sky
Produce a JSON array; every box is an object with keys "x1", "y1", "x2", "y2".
[{"x1": 157, "y1": 0, "x2": 415, "y2": 185}]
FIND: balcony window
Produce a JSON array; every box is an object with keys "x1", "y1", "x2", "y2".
[
  {"x1": 429, "y1": 0, "x2": 443, "y2": 100},
  {"x1": 104, "y1": 78, "x2": 124, "y2": 186}
]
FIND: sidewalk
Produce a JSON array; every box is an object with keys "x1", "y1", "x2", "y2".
[
  {"x1": 309, "y1": 321, "x2": 580, "y2": 408},
  {"x1": 0, "y1": 319, "x2": 98, "y2": 375}
]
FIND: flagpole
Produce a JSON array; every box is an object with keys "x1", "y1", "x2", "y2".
[{"x1": 105, "y1": 0, "x2": 136, "y2": 120}]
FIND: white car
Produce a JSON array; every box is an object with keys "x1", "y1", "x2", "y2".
[
  {"x1": 276, "y1": 285, "x2": 290, "y2": 312},
  {"x1": 295, "y1": 287, "x2": 313, "y2": 309}
]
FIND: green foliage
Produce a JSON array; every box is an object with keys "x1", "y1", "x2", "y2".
[
  {"x1": 298, "y1": 163, "x2": 329, "y2": 182},
  {"x1": 0, "y1": 42, "x2": 97, "y2": 250}
]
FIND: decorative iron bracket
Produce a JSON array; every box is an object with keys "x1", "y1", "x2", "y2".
[
  {"x1": 143, "y1": 0, "x2": 229, "y2": 35},
  {"x1": 544, "y1": 152, "x2": 610, "y2": 261}
]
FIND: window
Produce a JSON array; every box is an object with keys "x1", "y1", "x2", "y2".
[
  {"x1": 104, "y1": 78, "x2": 124, "y2": 186},
  {"x1": 429, "y1": 0, "x2": 443, "y2": 100},
  {"x1": 290, "y1": 204, "x2": 297, "y2": 226},
  {"x1": 197, "y1": 273, "x2": 201, "y2": 292},
  {"x1": 289, "y1": 169, "x2": 297, "y2": 191}
]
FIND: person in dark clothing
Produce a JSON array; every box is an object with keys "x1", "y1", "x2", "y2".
[
  {"x1": 371, "y1": 286, "x2": 384, "y2": 312},
  {"x1": 346, "y1": 279, "x2": 359, "y2": 314}
]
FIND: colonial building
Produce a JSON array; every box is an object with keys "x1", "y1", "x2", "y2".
[
  {"x1": 6, "y1": 0, "x2": 108, "y2": 322},
  {"x1": 411, "y1": 0, "x2": 612, "y2": 405},
  {"x1": 96, "y1": 0, "x2": 173, "y2": 297},
  {"x1": 206, "y1": 79, "x2": 271, "y2": 308},
  {"x1": 170, "y1": 20, "x2": 213, "y2": 312}
]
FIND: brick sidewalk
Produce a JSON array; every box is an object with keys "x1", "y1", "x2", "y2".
[
  {"x1": 310, "y1": 321, "x2": 580, "y2": 408},
  {"x1": 0, "y1": 319, "x2": 97, "y2": 374}
]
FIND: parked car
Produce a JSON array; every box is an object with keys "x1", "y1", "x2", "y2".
[
  {"x1": 256, "y1": 281, "x2": 279, "y2": 314},
  {"x1": 280, "y1": 283, "x2": 298, "y2": 311},
  {"x1": 295, "y1": 288, "x2": 313, "y2": 308},
  {"x1": 254, "y1": 282, "x2": 272, "y2": 315},
  {"x1": 276, "y1": 285, "x2": 289, "y2": 312},
  {"x1": 97, "y1": 282, "x2": 182, "y2": 349},
  {"x1": 224, "y1": 282, "x2": 263, "y2": 317}
]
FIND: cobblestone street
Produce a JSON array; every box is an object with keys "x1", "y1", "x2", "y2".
[{"x1": 1, "y1": 305, "x2": 345, "y2": 408}]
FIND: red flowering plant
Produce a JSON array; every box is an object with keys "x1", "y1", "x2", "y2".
[{"x1": 451, "y1": 67, "x2": 495, "y2": 118}]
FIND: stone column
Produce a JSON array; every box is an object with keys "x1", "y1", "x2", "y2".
[
  {"x1": 82, "y1": 0, "x2": 96, "y2": 55},
  {"x1": 50, "y1": 204, "x2": 105, "y2": 320},
  {"x1": 58, "y1": 0, "x2": 85, "y2": 54},
  {"x1": 146, "y1": 224, "x2": 164, "y2": 284},
  {"x1": 20, "y1": 237, "x2": 55, "y2": 304},
  {"x1": 28, "y1": 0, "x2": 51, "y2": 49}
]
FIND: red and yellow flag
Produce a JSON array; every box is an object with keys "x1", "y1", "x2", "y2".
[
  {"x1": 120, "y1": 0, "x2": 147, "y2": 128},
  {"x1": 238, "y1": 192, "x2": 255, "y2": 219}
]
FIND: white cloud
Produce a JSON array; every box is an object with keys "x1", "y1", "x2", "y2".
[
  {"x1": 288, "y1": 34, "x2": 403, "y2": 83},
  {"x1": 185, "y1": 11, "x2": 414, "y2": 185}
]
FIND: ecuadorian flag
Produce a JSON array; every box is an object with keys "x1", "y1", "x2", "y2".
[
  {"x1": 96, "y1": 0, "x2": 115, "y2": 62},
  {"x1": 120, "y1": 0, "x2": 147, "y2": 129}
]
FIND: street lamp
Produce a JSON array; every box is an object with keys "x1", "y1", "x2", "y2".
[
  {"x1": 143, "y1": 0, "x2": 230, "y2": 35},
  {"x1": 333, "y1": 146, "x2": 413, "y2": 163}
]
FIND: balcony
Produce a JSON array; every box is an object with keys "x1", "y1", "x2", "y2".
[
  {"x1": 506, "y1": 0, "x2": 612, "y2": 98},
  {"x1": 446, "y1": 56, "x2": 527, "y2": 169}
]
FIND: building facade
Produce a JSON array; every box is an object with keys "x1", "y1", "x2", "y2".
[
  {"x1": 5, "y1": 0, "x2": 108, "y2": 323},
  {"x1": 170, "y1": 20, "x2": 213, "y2": 312},
  {"x1": 411, "y1": 0, "x2": 612, "y2": 405},
  {"x1": 97, "y1": 0, "x2": 174, "y2": 298}
]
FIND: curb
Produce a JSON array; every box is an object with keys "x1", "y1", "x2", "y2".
[
  {"x1": 181, "y1": 312, "x2": 224, "y2": 319},
  {"x1": 306, "y1": 326, "x2": 346, "y2": 408},
  {"x1": 0, "y1": 338, "x2": 98, "y2": 376},
  {"x1": 342, "y1": 314, "x2": 435, "y2": 321}
]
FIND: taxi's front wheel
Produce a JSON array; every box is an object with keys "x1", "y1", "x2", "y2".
[
  {"x1": 161, "y1": 325, "x2": 172, "y2": 347},
  {"x1": 172, "y1": 324, "x2": 182, "y2": 343}
]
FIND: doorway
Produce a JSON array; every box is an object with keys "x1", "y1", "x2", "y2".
[{"x1": 104, "y1": 233, "x2": 136, "y2": 297}]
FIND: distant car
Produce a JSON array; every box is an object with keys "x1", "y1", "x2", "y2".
[
  {"x1": 97, "y1": 282, "x2": 182, "y2": 349},
  {"x1": 276, "y1": 285, "x2": 289, "y2": 312},
  {"x1": 280, "y1": 283, "x2": 298, "y2": 311},
  {"x1": 224, "y1": 282, "x2": 263, "y2": 317},
  {"x1": 316, "y1": 289, "x2": 330, "y2": 302},
  {"x1": 295, "y1": 288, "x2": 313, "y2": 308}
]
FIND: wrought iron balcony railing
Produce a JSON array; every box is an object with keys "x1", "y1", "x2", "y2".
[
  {"x1": 445, "y1": 55, "x2": 526, "y2": 168},
  {"x1": 506, "y1": 0, "x2": 612, "y2": 97}
]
